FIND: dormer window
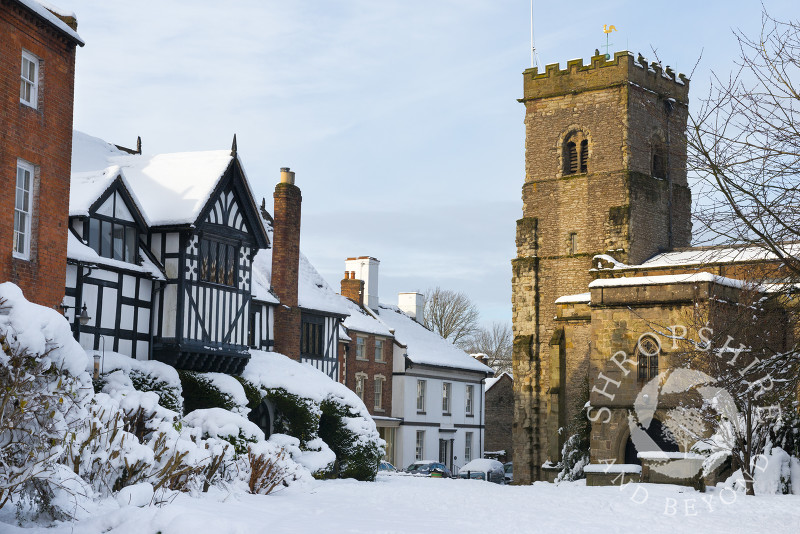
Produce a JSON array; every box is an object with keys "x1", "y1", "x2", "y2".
[
  {"x1": 563, "y1": 132, "x2": 588, "y2": 175},
  {"x1": 87, "y1": 191, "x2": 138, "y2": 263}
]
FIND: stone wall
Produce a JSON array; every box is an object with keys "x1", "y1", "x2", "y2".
[{"x1": 513, "y1": 50, "x2": 692, "y2": 484}]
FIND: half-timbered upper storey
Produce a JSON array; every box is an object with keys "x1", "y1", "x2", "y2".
[{"x1": 67, "y1": 131, "x2": 269, "y2": 374}]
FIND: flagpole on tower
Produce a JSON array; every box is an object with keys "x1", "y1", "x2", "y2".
[{"x1": 530, "y1": 0, "x2": 539, "y2": 69}]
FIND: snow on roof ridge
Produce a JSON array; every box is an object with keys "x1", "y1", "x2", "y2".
[
  {"x1": 554, "y1": 292, "x2": 591, "y2": 304},
  {"x1": 588, "y1": 272, "x2": 749, "y2": 289},
  {"x1": 71, "y1": 131, "x2": 234, "y2": 227},
  {"x1": 66, "y1": 231, "x2": 164, "y2": 279},
  {"x1": 625, "y1": 243, "x2": 800, "y2": 269},
  {"x1": 16, "y1": 0, "x2": 83, "y2": 45},
  {"x1": 376, "y1": 302, "x2": 493, "y2": 374}
]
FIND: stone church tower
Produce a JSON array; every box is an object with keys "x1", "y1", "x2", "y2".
[{"x1": 512, "y1": 51, "x2": 691, "y2": 484}]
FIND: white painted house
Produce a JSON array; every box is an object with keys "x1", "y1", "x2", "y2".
[
  {"x1": 379, "y1": 302, "x2": 493, "y2": 473},
  {"x1": 342, "y1": 261, "x2": 494, "y2": 473}
]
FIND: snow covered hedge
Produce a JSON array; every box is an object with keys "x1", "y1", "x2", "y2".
[
  {"x1": 0, "y1": 285, "x2": 311, "y2": 522},
  {"x1": 242, "y1": 350, "x2": 384, "y2": 481}
]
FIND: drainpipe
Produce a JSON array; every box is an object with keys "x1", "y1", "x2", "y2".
[
  {"x1": 664, "y1": 98, "x2": 674, "y2": 249},
  {"x1": 149, "y1": 280, "x2": 163, "y2": 362}
]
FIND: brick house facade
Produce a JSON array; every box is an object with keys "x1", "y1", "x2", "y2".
[
  {"x1": 1, "y1": 0, "x2": 82, "y2": 307},
  {"x1": 337, "y1": 270, "x2": 399, "y2": 463}
]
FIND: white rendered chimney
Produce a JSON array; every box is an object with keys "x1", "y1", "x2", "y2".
[
  {"x1": 398, "y1": 292, "x2": 424, "y2": 323},
  {"x1": 345, "y1": 256, "x2": 380, "y2": 310}
]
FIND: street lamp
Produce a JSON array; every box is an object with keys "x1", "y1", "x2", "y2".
[{"x1": 60, "y1": 301, "x2": 91, "y2": 326}]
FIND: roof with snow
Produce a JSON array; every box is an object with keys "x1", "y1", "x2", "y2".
[
  {"x1": 554, "y1": 292, "x2": 591, "y2": 304},
  {"x1": 598, "y1": 243, "x2": 800, "y2": 272},
  {"x1": 250, "y1": 213, "x2": 353, "y2": 316},
  {"x1": 588, "y1": 272, "x2": 750, "y2": 290},
  {"x1": 485, "y1": 372, "x2": 512, "y2": 392},
  {"x1": 71, "y1": 131, "x2": 237, "y2": 227},
  {"x1": 376, "y1": 304, "x2": 493, "y2": 374},
  {"x1": 14, "y1": 0, "x2": 84, "y2": 45}
]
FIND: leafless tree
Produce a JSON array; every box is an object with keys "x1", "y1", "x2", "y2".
[
  {"x1": 422, "y1": 287, "x2": 480, "y2": 346},
  {"x1": 461, "y1": 322, "x2": 512, "y2": 374},
  {"x1": 645, "y1": 278, "x2": 800, "y2": 496},
  {"x1": 688, "y1": 11, "x2": 800, "y2": 276}
]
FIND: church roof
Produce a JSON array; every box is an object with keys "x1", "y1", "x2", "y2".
[{"x1": 633, "y1": 244, "x2": 800, "y2": 270}]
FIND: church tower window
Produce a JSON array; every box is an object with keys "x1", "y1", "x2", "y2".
[
  {"x1": 636, "y1": 335, "x2": 660, "y2": 381},
  {"x1": 652, "y1": 143, "x2": 666, "y2": 179},
  {"x1": 563, "y1": 132, "x2": 588, "y2": 175}
]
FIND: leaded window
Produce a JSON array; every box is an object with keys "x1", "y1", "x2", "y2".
[
  {"x1": 637, "y1": 335, "x2": 660, "y2": 381},
  {"x1": 88, "y1": 191, "x2": 138, "y2": 263},
  {"x1": 301, "y1": 313, "x2": 325, "y2": 357},
  {"x1": 199, "y1": 238, "x2": 237, "y2": 286}
]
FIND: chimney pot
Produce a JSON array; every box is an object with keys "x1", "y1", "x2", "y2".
[{"x1": 280, "y1": 167, "x2": 295, "y2": 185}]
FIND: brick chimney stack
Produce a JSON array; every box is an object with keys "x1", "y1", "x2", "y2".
[
  {"x1": 271, "y1": 167, "x2": 302, "y2": 360},
  {"x1": 341, "y1": 270, "x2": 365, "y2": 307}
]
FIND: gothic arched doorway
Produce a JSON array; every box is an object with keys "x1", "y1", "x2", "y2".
[{"x1": 623, "y1": 418, "x2": 678, "y2": 465}]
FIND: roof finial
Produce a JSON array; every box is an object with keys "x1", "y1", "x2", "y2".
[{"x1": 231, "y1": 134, "x2": 237, "y2": 156}]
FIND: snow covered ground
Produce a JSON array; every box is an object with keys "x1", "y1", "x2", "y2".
[{"x1": 3, "y1": 475, "x2": 799, "y2": 534}]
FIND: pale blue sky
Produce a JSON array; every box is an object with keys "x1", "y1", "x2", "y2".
[{"x1": 66, "y1": 0, "x2": 797, "y2": 325}]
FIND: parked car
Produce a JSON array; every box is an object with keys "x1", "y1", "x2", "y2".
[
  {"x1": 504, "y1": 462, "x2": 513, "y2": 484},
  {"x1": 458, "y1": 459, "x2": 506, "y2": 484},
  {"x1": 404, "y1": 461, "x2": 453, "y2": 478},
  {"x1": 379, "y1": 461, "x2": 397, "y2": 473}
]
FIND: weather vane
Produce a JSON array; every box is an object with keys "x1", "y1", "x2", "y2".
[{"x1": 602, "y1": 24, "x2": 617, "y2": 60}]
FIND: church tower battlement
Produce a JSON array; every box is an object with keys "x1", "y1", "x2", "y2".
[{"x1": 511, "y1": 50, "x2": 692, "y2": 484}]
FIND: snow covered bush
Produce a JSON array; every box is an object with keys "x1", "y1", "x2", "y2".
[
  {"x1": 246, "y1": 441, "x2": 296, "y2": 495},
  {"x1": 94, "y1": 353, "x2": 183, "y2": 413},
  {"x1": 265, "y1": 388, "x2": 320, "y2": 444},
  {"x1": 555, "y1": 381, "x2": 590, "y2": 483},
  {"x1": 179, "y1": 371, "x2": 249, "y2": 416},
  {"x1": 184, "y1": 408, "x2": 263, "y2": 455},
  {"x1": 243, "y1": 351, "x2": 384, "y2": 481},
  {"x1": 319, "y1": 398, "x2": 382, "y2": 481},
  {"x1": 0, "y1": 284, "x2": 91, "y2": 518}
]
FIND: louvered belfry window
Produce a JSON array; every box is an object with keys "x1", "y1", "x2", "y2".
[
  {"x1": 580, "y1": 140, "x2": 588, "y2": 173},
  {"x1": 563, "y1": 131, "x2": 588, "y2": 175}
]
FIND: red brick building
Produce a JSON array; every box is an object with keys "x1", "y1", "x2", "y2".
[
  {"x1": 0, "y1": 0, "x2": 82, "y2": 307},
  {"x1": 339, "y1": 271, "x2": 395, "y2": 417}
]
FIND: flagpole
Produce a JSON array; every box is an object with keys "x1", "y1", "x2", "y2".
[{"x1": 530, "y1": 0, "x2": 534, "y2": 68}]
